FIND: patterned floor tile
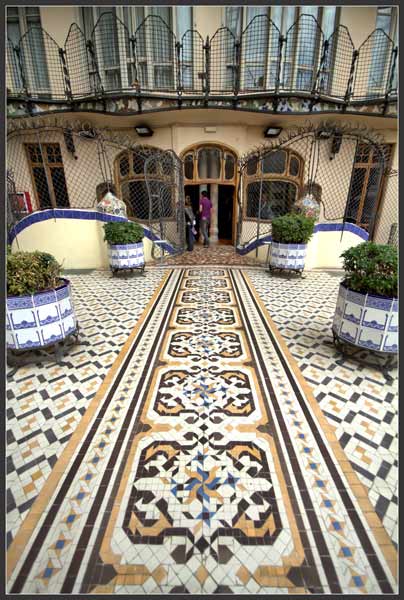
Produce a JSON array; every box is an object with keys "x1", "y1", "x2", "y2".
[{"x1": 7, "y1": 268, "x2": 397, "y2": 594}]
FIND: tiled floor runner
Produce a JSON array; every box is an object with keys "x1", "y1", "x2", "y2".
[{"x1": 7, "y1": 269, "x2": 397, "y2": 594}]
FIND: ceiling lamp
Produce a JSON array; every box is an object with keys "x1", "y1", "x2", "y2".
[
  {"x1": 135, "y1": 125, "x2": 154, "y2": 137},
  {"x1": 264, "y1": 126, "x2": 282, "y2": 138}
]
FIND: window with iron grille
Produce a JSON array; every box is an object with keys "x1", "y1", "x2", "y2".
[
  {"x1": 345, "y1": 143, "x2": 392, "y2": 232},
  {"x1": 243, "y1": 148, "x2": 303, "y2": 220},
  {"x1": 116, "y1": 148, "x2": 174, "y2": 220},
  {"x1": 226, "y1": 7, "x2": 339, "y2": 91},
  {"x1": 25, "y1": 143, "x2": 70, "y2": 209},
  {"x1": 368, "y1": 7, "x2": 397, "y2": 93},
  {"x1": 7, "y1": 7, "x2": 50, "y2": 94},
  {"x1": 81, "y1": 7, "x2": 191, "y2": 91}
]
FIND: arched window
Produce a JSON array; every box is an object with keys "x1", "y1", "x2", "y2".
[
  {"x1": 244, "y1": 148, "x2": 303, "y2": 220},
  {"x1": 182, "y1": 144, "x2": 237, "y2": 184},
  {"x1": 115, "y1": 147, "x2": 174, "y2": 221}
]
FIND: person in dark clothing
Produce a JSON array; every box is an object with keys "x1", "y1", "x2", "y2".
[{"x1": 184, "y1": 195, "x2": 196, "y2": 251}]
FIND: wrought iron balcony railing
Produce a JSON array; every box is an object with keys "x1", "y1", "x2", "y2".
[{"x1": 6, "y1": 13, "x2": 398, "y2": 110}]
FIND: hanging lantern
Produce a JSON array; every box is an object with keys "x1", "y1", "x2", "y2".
[{"x1": 97, "y1": 191, "x2": 127, "y2": 218}]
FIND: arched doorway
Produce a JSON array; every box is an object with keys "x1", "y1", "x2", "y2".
[{"x1": 181, "y1": 143, "x2": 238, "y2": 244}]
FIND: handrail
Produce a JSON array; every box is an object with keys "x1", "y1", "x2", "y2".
[{"x1": 6, "y1": 12, "x2": 398, "y2": 107}]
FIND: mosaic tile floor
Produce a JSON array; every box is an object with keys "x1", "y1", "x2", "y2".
[
  {"x1": 247, "y1": 269, "x2": 398, "y2": 548},
  {"x1": 6, "y1": 269, "x2": 167, "y2": 548},
  {"x1": 157, "y1": 245, "x2": 262, "y2": 267},
  {"x1": 7, "y1": 268, "x2": 397, "y2": 594}
]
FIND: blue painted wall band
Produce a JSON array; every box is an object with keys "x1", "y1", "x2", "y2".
[
  {"x1": 236, "y1": 222, "x2": 369, "y2": 255},
  {"x1": 7, "y1": 209, "x2": 177, "y2": 254}
]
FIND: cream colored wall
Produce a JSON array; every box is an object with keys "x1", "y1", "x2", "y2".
[
  {"x1": 40, "y1": 7, "x2": 81, "y2": 46},
  {"x1": 339, "y1": 7, "x2": 378, "y2": 47},
  {"x1": 193, "y1": 6, "x2": 222, "y2": 39},
  {"x1": 7, "y1": 135, "x2": 37, "y2": 209},
  {"x1": 246, "y1": 229, "x2": 366, "y2": 270},
  {"x1": 11, "y1": 218, "x2": 154, "y2": 270}
]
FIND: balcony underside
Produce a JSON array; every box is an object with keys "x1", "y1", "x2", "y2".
[{"x1": 7, "y1": 93, "x2": 398, "y2": 120}]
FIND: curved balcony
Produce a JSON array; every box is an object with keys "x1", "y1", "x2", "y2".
[{"x1": 7, "y1": 13, "x2": 398, "y2": 117}]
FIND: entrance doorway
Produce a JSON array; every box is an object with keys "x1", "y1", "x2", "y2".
[
  {"x1": 184, "y1": 184, "x2": 235, "y2": 244},
  {"x1": 181, "y1": 143, "x2": 238, "y2": 245},
  {"x1": 218, "y1": 184, "x2": 234, "y2": 242}
]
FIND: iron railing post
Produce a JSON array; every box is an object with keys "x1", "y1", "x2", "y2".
[
  {"x1": 59, "y1": 47, "x2": 73, "y2": 101},
  {"x1": 273, "y1": 34, "x2": 285, "y2": 112},
  {"x1": 343, "y1": 48, "x2": 359, "y2": 110},
  {"x1": 386, "y1": 45, "x2": 398, "y2": 99},
  {"x1": 176, "y1": 40, "x2": 182, "y2": 104},
  {"x1": 234, "y1": 38, "x2": 241, "y2": 99},
  {"x1": 86, "y1": 38, "x2": 104, "y2": 97},
  {"x1": 130, "y1": 36, "x2": 142, "y2": 112},
  {"x1": 310, "y1": 38, "x2": 329, "y2": 108},
  {"x1": 204, "y1": 36, "x2": 210, "y2": 106},
  {"x1": 15, "y1": 44, "x2": 30, "y2": 98}
]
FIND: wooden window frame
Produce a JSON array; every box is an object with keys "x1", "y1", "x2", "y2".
[
  {"x1": 182, "y1": 143, "x2": 237, "y2": 185},
  {"x1": 348, "y1": 143, "x2": 392, "y2": 231},
  {"x1": 25, "y1": 142, "x2": 69, "y2": 209},
  {"x1": 115, "y1": 146, "x2": 175, "y2": 223},
  {"x1": 243, "y1": 148, "x2": 303, "y2": 221}
]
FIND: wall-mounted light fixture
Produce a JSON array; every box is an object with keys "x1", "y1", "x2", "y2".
[
  {"x1": 135, "y1": 125, "x2": 154, "y2": 137},
  {"x1": 315, "y1": 128, "x2": 333, "y2": 140},
  {"x1": 330, "y1": 131, "x2": 343, "y2": 156},
  {"x1": 264, "y1": 126, "x2": 282, "y2": 138}
]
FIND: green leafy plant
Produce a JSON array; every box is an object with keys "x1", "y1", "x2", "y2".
[
  {"x1": 271, "y1": 213, "x2": 316, "y2": 244},
  {"x1": 341, "y1": 242, "x2": 397, "y2": 298},
  {"x1": 7, "y1": 251, "x2": 62, "y2": 297},
  {"x1": 103, "y1": 221, "x2": 144, "y2": 245}
]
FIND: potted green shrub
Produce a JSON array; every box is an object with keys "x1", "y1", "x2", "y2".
[
  {"x1": 6, "y1": 251, "x2": 77, "y2": 350},
  {"x1": 103, "y1": 221, "x2": 145, "y2": 272},
  {"x1": 270, "y1": 213, "x2": 316, "y2": 271},
  {"x1": 333, "y1": 242, "x2": 397, "y2": 353}
]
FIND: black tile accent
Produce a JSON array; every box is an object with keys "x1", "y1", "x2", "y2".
[
  {"x1": 44, "y1": 429, "x2": 58, "y2": 444},
  {"x1": 339, "y1": 432, "x2": 351, "y2": 449},
  {"x1": 383, "y1": 411, "x2": 395, "y2": 424},
  {"x1": 376, "y1": 460, "x2": 392, "y2": 480},
  {"x1": 381, "y1": 433, "x2": 393, "y2": 449},
  {"x1": 375, "y1": 495, "x2": 389, "y2": 520},
  {"x1": 7, "y1": 489, "x2": 16, "y2": 512},
  {"x1": 352, "y1": 463, "x2": 375, "y2": 482},
  {"x1": 344, "y1": 410, "x2": 356, "y2": 424}
]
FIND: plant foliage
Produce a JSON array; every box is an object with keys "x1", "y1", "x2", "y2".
[
  {"x1": 103, "y1": 221, "x2": 144, "y2": 245},
  {"x1": 7, "y1": 251, "x2": 61, "y2": 297},
  {"x1": 271, "y1": 213, "x2": 316, "y2": 244},
  {"x1": 341, "y1": 242, "x2": 397, "y2": 298}
]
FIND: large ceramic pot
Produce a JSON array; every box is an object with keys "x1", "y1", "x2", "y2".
[
  {"x1": 332, "y1": 282, "x2": 398, "y2": 353},
  {"x1": 270, "y1": 242, "x2": 308, "y2": 271},
  {"x1": 108, "y1": 242, "x2": 145, "y2": 270},
  {"x1": 6, "y1": 278, "x2": 77, "y2": 350}
]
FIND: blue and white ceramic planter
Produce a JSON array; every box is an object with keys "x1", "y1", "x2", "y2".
[
  {"x1": 6, "y1": 278, "x2": 77, "y2": 350},
  {"x1": 332, "y1": 283, "x2": 398, "y2": 353},
  {"x1": 108, "y1": 242, "x2": 144, "y2": 270},
  {"x1": 270, "y1": 242, "x2": 308, "y2": 270}
]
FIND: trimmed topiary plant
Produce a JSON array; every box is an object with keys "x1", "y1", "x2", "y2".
[
  {"x1": 340, "y1": 242, "x2": 397, "y2": 298},
  {"x1": 103, "y1": 220, "x2": 144, "y2": 245},
  {"x1": 7, "y1": 251, "x2": 61, "y2": 297},
  {"x1": 103, "y1": 220, "x2": 145, "y2": 273},
  {"x1": 271, "y1": 213, "x2": 316, "y2": 244},
  {"x1": 270, "y1": 213, "x2": 316, "y2": 272},
  {"x1": 332, "y1": 242, "x2": 398, "y2": 353},
  {"x1": 6, "y1": 251, "x2": 77, "y2": 350}
]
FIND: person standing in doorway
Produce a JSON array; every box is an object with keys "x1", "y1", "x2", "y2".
[
  {"x1": 184, "y1": 195, "x2": 196, "y2": 251},
  {"x1": 199, "y1": 190, "x2": 212, "y2": 247}
]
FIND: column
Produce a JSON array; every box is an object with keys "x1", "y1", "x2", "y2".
[{"x1": 210, "y1": 183, "x2": 219, "y2": 243}]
